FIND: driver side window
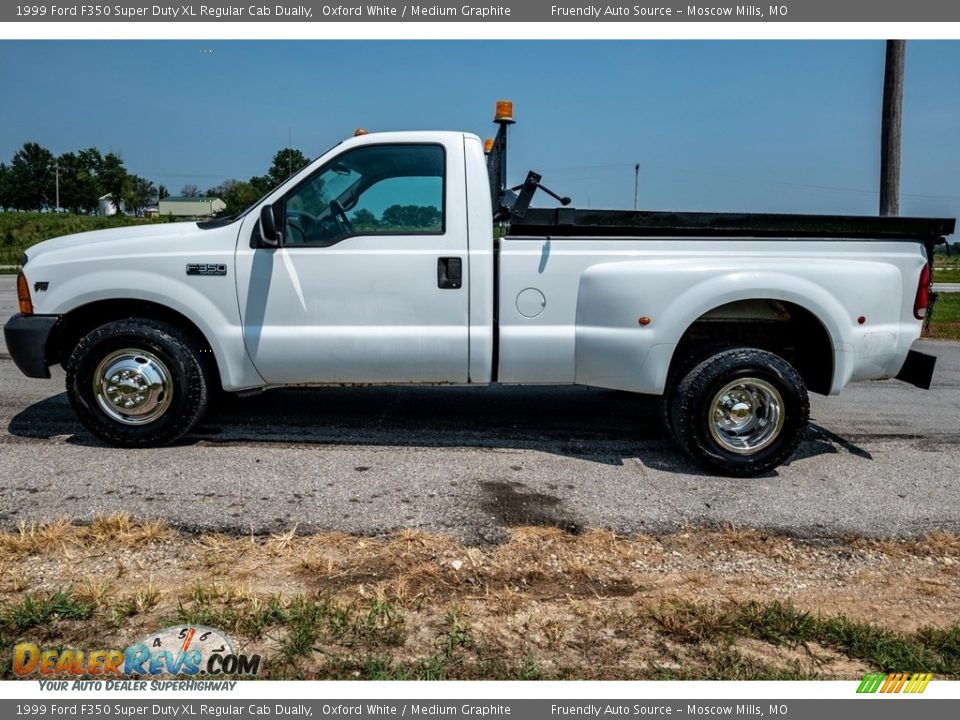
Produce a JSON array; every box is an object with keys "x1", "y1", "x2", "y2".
[{"x1": 284, "y1": 144, "x2": 445, "y2": 246}]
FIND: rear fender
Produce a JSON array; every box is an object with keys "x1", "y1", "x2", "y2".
[{"x1": 573, "y1": 260, "x2": 876, "y2": 394}]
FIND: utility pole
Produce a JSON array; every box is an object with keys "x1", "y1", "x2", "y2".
[
  {"x1": 880, "y1": 40, "x2": 906, "y2": 217},
  {"x1": 54, "y1": 161, "x2": 60, "y2": 212},
  {"x1": 633, "y1": 163, "x2": 640, "y2": 210}
]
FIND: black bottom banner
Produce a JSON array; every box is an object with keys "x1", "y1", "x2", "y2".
[{"x1": 2, "y1": 699, "x2": 958, "y2": 720}]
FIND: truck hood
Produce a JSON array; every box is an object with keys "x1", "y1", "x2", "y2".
[{"x1": 24, "y1": 221, "x2": 208, "y2": 262}]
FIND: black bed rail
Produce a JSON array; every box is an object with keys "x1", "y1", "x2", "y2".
[{"x1": 509, "y1": 207, "x2": 955, "y2": 242}]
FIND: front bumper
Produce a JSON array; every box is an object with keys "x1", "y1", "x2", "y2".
[{"x1": 3, "y1": 313, "x2": 60, "y2": 378}]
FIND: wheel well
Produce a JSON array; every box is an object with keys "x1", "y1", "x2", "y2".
[
  {"x1": 671, "y1": 299, "x2": 834, "y2": 395},
  {"x1": 50, "y1": 299, "x2": 221, "y2": 387}
]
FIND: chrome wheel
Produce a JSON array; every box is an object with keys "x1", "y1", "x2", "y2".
[
  {"x1": 708, "y1": 377, "x2": 784, "y2": 455},
  {"x1": 92, "y1": 348, "x2": 173, "y2": 425}
]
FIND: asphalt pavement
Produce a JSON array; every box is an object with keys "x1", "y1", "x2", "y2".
[{"x1": 1, "y1": 275, "x2": 959, "y2": 543}]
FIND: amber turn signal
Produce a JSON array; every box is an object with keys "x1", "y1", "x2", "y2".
[
  {"x1": 483, "y1": 138, "x2": 494, "y2": 154},
  {"x1": 17, "y1": 272, "x2": 33, "y2": 315}
]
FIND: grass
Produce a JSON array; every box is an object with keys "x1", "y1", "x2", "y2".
[
  {"x1": 0, "y1": 513, "x2": 172, "y2": 557},
  {"x1": 651, "y1": 600, "x2": 959, "y2": 676},
  {"x1": 934, "y1": 268, "x2": 960, "y2": 283},
  {"x1": 0, "y1": 590, "x2": 96, "y2": 677},
  {"x1": 925, "y1": 292, "x2": 960, "y2": 340},
  {"x1": 651, "y1": 647, "x2": 815, "y2": 681},
  {"x1": 930, "y1": 292, "x2": 960, "y2": 322},
  {"x1": 0, "y1": 517, "x2": 958, "y2": 680},
  {"x1": 1, "y1": 590, "x2": 96, "y2": 633}
]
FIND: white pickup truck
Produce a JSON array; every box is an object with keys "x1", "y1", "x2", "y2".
[{"x1": 4, "y1": 103, "x2": 954, "y2": 476}]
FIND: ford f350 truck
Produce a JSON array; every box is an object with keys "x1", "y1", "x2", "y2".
[{"x1": 4, "y1": 102, "x2": 955, "y2": 476}]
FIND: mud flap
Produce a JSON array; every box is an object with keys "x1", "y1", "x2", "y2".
[{"x1": 895, "y1": 350, "x2": 937, "y2": 390}]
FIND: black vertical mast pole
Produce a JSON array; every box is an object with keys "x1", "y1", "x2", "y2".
[{"x1": 880, "y1": 40, "x2": 906, "y2": 217}]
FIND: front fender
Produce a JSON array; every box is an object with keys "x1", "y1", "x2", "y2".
[{"x1": 40, "y1": 270, "x2": 263, "y2": 391}]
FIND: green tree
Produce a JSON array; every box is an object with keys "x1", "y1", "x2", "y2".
[
  {"x1": 350, "y1": 208, "x2": 378, "y2": 229},
  {"x1": 56, "y1": 148, "x2": 101, "y2": 214},
  {"x1": 0, "y1": 162, "x2": 9, "y2": 210},
  {"x1": 97, "y1": 152, "x2": 130, "y2": 214},
  {"x1": 207, "y1": 179, "x2": 263, "y2": 216},
  {"x1": 267, "y1": 148, "x2": 311, "y2": 187},
  {"x1": 125, "y1": 175, "x2": 155, "y2": 216},
  {"x1": 6, "y1": 142, "x2": 56, "y2": 210},
  {"x1": 248, "y1": 175, "x2": 273, "y2": 195},
  {"x1": 382, "y1": 204, "x2": 441, "y2": 230},
  {"x1": 157, "y1": 184, "x2": 170, "y2": 201}
]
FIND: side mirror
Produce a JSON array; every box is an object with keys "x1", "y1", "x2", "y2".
[{"x1": 259, "y1": 204, "x2": 282, "y2": 247}]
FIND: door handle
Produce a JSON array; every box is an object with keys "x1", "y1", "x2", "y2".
[{"x1": 437, "y1": 257, "x2": 462, "y2": 289}]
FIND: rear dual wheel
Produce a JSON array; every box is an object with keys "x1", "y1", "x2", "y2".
[{"x1": 663, "y1": 347, "x2": 809, "y2": 477}]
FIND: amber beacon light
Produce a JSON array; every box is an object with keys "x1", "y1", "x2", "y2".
[{"x1": 494, "y1": 100, "x2": 515, "y2": 124}]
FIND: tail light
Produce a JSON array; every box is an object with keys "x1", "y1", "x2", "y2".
[
  {"x1": 913, "y1": 263, "x2": 931, "y2": 320},
  {"x1": 16, "y1": 272, "x2": 33, "y2": 315}
]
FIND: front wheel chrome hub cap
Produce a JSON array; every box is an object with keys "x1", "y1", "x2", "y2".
[
  {"x1": 708, "y1": 378, "x2": 785, "y2": 455},
  {"x1": 93, "y1": 349, "x2": 173, "y2": 425}
]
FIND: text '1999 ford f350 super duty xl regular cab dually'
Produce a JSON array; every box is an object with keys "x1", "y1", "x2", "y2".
[{"x1": 4, "y1": 102, "x2": 956, "y2": 476}]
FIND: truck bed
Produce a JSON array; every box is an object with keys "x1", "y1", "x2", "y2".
[{"x1": 508, "y1": 208, "x2": 955, "y2": 241}]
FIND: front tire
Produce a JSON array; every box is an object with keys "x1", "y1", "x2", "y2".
[
  {"x1": 669, "y1": 347, "x2": 809, "y2": 477},
  {"x1": 66, "y1": 319, "x2": 209, "y2": 447}
]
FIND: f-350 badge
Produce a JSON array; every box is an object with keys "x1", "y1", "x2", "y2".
[{"x1": 186, "y1": 263, "x2": 227, "y2": 276}]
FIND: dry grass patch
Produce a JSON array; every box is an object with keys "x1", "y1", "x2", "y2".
[
  {"x1": 0, "y1": 514, "x2": 174, "y2": 559},
  {"x1": 851, "y1": 530, "x2": 960, "y2": 559},
  {"x1": 0, "y1": 518, "x2": 74, "y2": 557},
  {"x1": 0, "y1": 517, "x2": 958, "y2": 680}
]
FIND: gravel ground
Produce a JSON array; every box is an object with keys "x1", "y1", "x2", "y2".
[{"x1": 1, "y1": 275, "x2": 959, "y2": 543}]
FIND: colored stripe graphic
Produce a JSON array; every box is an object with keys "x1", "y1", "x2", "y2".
[
  {"x1": 857, "y1": 672, "x2": 932, "y2": 694},
  {"x1": 879, "y1": 673, "x2": 897, "y2": 693}
]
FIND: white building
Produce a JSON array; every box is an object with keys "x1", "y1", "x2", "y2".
[
  {"x1": 159, "y1": 197, "x2": 226, "y2": 218},
  {"x1": 97, "y1": 194, "x2": 126, "y2": 216}
]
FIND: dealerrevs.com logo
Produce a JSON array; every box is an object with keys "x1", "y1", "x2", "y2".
[{"x1": 13, "y1": 625, "x2": 261, "y2": 677}]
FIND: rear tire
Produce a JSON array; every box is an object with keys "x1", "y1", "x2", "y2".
[
  {"x1": 659, "y1": 342, "x2": 736, "y2": 444},
  {"x1": 669, "y1": 347, "x2": 808, "y2": 477},
  {"x1": 66, "y1": 319, "x2": 209, "y2": 447}
]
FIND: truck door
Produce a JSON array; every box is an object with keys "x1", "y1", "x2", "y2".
[{"x1": 234, "y1": 141, "x2": 470, "y2": 385}]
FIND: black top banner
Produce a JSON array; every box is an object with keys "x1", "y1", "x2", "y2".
[{"x1": 4, "y1": 1, "x2": 960, "y2": 22}]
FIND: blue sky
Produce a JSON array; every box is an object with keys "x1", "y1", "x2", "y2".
[{"x1": 1, "y1": 40, "x2": 958, "y2": 219}]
